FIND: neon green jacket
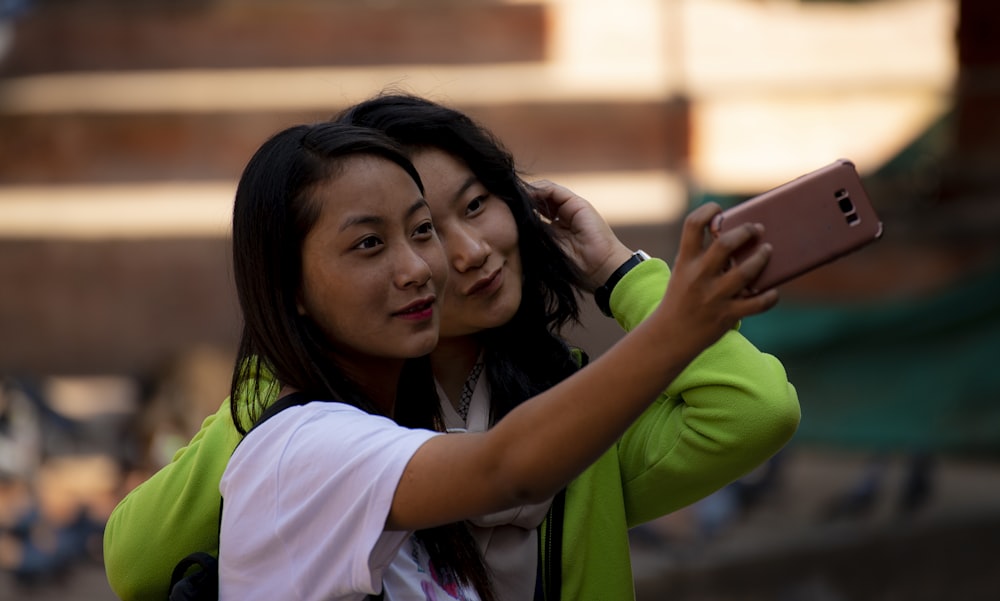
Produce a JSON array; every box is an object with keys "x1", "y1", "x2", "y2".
[{"x1": 103, "y1": 258, "x2": 799, "y2": 600}]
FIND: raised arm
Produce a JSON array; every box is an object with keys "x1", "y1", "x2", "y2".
[
  {"x1": 611, "y1": 260, "x2": 799, "y2": 523},
  {"x1": 528, "y1": 179, "x2": 799, "y2": 524},
  {"x1": 387, "y1": 202, "x2": 779, "y2": 530}
]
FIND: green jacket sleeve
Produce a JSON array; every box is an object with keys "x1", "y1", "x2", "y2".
[
  {"x1": 103, "y1": 397, "x2": 240, "y2": 600},
  {"x1": 608, "y1": 258, "x2": 801, "y2": 527}
]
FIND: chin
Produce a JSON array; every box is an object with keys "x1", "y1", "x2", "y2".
[
  {"x1": 411, "y1": 337, "x2": 439, "y2": 357},
  {"x1": 477, "y1": 309, "x2": 519, "y2": 332}
]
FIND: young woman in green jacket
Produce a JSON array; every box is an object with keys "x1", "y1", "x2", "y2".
[{"x1": 103, "y1": 95, "x2": 800, "y2": 600}]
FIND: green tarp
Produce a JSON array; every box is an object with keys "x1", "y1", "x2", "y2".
[{"x1": 739, "y1": 261, "x2": 1000, "y2": 455}]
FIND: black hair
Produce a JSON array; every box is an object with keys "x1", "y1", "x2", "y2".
[
  {"x1": 337, "y1": 94, "x2": 587, "y2": 424},
  {"x1": 229, "y1": 121, "x2": 494, "y2": 600}
]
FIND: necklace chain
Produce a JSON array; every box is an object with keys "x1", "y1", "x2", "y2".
[{"x1": 457, "y1": 359, "x2": 485, "y2": 421}]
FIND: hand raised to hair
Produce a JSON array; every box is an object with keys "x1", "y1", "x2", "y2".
[
  {"x1": 527, "y1": 180, "x2": 635, "y2": 292},
  {"x1": 654, "y1": 202, "x2": 780, "y2": 350}
]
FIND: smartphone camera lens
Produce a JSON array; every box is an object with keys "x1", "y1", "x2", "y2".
[{"x1": 835, "y1": 189, "x2": 860, "y2": 225}]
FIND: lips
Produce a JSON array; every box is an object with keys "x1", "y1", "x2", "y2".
[
  {"x1": 465, "y1": 268, "x2": 501, "y2": 296},
  {"x1": 393, "y1": 296, "x2": 435, "y2": 316}
]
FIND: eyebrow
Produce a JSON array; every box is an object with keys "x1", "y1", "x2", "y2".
[
  {"x1": 338, "y1": 197, "x2": 429, "y2": 232},
  {"x1": 450, "y1": 175, "x2": 479, "y2": 206}
]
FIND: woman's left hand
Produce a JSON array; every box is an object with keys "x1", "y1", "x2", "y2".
[{"x1": 528, "y1": 179, "x2": 635, "y2": 292}]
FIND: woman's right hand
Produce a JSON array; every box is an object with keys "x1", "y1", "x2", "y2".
[{"x1": 653, "y1": 202, "x2": 779, "y2": 352}]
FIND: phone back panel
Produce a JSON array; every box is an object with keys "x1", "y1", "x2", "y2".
[{"x1": 712, "y1": 159, "x2": 883, "y2": 293}]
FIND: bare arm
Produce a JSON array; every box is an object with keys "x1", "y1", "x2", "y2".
[{"x1": 388, "y1": 202, "x2": 779, "y2": 530}]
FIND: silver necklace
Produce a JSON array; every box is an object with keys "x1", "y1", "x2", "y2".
[{"x1": 456, "y1": 359, "x2": 485, "y2": 421}]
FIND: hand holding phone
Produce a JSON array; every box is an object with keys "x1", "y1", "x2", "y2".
[{"x1": 710, "y1": 159, "x2": 884, "y2": 294}]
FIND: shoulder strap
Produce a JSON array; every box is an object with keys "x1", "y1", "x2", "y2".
[
  {"x1": 250, "y1": 391, "x2": 316, "y2": 434},
  {"x1": 537, "y1": 488, "x2": 566, "y2": 601},
  {"x1": 535, "y1": 347, "x2": 587, "y2": 601},
  {"x1": 168, "y1": 552, "x2": 218, "y2": 601}
]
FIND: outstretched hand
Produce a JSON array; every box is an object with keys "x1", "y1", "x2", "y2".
[
  {"x1": 655, "y1": 202, "x2": 779, "y2": 351},
  {"x1": 528, "y1": 180, "x2": 634, "y2": 291}
]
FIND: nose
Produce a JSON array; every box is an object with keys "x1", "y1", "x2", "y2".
[
  {"x1": 396, "y1": 243, "x2": 434, "y2": 290},
  {"x1": 447, "y1": 224, "x2": 489, "y2": 273}
]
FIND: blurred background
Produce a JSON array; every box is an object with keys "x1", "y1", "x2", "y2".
[{"x1": 1, "y1": 0, "x2": 998, "y2": 599}]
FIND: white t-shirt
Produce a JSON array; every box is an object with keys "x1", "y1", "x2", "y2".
[{"x1": 219, "y1": 401, "x2": 442, "y2": 601}]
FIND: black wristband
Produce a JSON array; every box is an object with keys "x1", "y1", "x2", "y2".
[{"x1": 594, "y1": 250, "x2": 650, "y2": 317}]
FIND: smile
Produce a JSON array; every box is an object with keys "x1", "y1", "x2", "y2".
[
  {"x1": 393, "y1": 297, "x2": 435, "y2": 320},
  {"x1": 466, "y1": 268, "x2": 503, "y2": 296}
]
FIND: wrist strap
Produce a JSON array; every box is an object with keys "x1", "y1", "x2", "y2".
[{"x1": 594, "y1": 250, "x2": 650, "y2": 317}]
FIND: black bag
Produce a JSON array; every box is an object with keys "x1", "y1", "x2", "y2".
[{"x1": 168, "y1": 552, "x2": 218, "y2": 601}]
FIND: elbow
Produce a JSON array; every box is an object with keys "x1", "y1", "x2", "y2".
[
  {"x1": 753, "y1": 382, "x2": 801, "y2": 453},
  {"x1": 777, "y1": 382, "x2": 802, "y2": 441},
  {"x1": 771, "y1": 403, "x2": 801, "y2": 450}
]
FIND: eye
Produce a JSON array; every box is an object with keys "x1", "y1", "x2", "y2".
[
  {"x1": 413, "y1": 220, "x2": 435, "y2": 238},
  {"x1": 465, "y1": 195, "x2": 487, "y2": 216},
  {"x1": 354, "y1": 235, "x2": 383, "y2": 250}
]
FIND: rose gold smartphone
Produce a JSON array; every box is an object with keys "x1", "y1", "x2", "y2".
[{"x1": 710, "y1": 159, "x2": 884, "y2": 294}]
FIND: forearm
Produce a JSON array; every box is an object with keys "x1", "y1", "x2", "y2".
[
  {"x1": 392, "y1": 310, "x2": 701, "y2": 530},
  {"x1": 607, "y1": 252, "x2": 799, "y2": 524},
  {"x1": 395, "y1": 204, "x2": 777, "y2": 531},
  {"x1": 498, "y1": 234, "x2": 780, "y2": 509},
  {"x1": 501, "y1": 318, "x2": 701, "y2": 499}
]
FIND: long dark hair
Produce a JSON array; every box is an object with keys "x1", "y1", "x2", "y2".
[
  {"x1": 229, "y1": 121, "x2": 494, "y2": 600},
  {"x1": 337, "y1": 94, "x2": 587, "y2": 422}
]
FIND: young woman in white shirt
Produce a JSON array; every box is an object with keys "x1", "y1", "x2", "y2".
[{"x1": 217, "y1": 119, "x2": 777, "y2": 600}]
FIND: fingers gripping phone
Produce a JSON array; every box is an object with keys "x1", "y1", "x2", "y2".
[{"x1": 710, "y1": 159, "x2": 884, "y2": 294}]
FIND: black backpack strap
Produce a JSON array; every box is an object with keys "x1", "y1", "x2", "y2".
[
  {"x1": 536, "y1": 487, "x2": 566, "y2": 601},
  {"x1": 250, "y1": 391, "x2": 316, "y2": 433},
  {"x1": 168, "y1": 551, "x2": 219, "y2": 601}
]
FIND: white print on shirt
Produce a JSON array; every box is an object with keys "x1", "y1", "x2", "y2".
[{"x1": 396, "y1": 535, "x2": 478, "y2": 601}]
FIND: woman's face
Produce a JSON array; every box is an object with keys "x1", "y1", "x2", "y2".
[
  {"x1": 297, "y1": 155, "x2": 447, "y2": 363},
  {"x1": 410, "y1": 149, "x2": 522, "y2": 339}
]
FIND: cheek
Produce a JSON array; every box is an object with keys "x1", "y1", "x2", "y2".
[
  {"x1": 493, "y1": 209, "x2": 522, "y2": 272},
  {"x1": 495, "y1": 202, "x2": 519, "y2": 244},
  {"x1": 428, "y1": 245, "x2": 449, "y2": 292},
  {"x1": 298, "y1": 263, "x2": 323, "y2": 315}
]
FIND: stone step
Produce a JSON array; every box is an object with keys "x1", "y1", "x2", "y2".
[
  {"x1": 0, "y1": 0, "x2": 547, "y2": 75},
  {"x1": 0, "y1": 99, "x2": 689, "y2": 184},
  {"x1": 0, "y1": 238, "x2": 239, "y2": 376}
]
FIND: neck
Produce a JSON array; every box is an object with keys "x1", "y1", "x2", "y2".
[
  {"x1": 334, "y1": 355, "x2": 406, "y2": 416},
  {"x1": 430, "y1": 335, "x2": 483, "y2": 409}
]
